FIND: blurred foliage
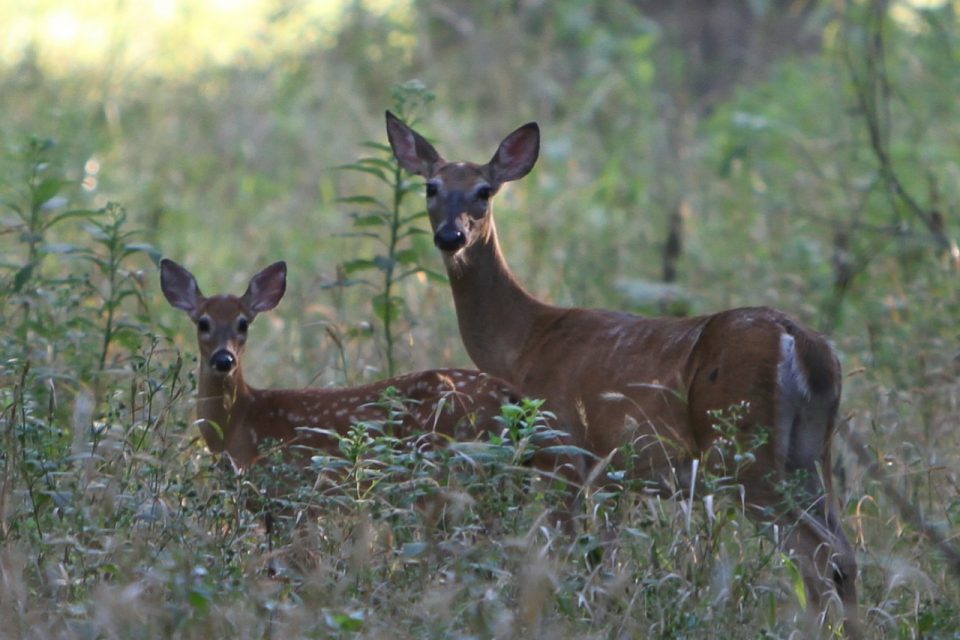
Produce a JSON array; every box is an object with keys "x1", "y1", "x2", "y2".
[
  {"x1": 1, "y1": 0, "x2": 959, "y2": 636},
  {"x1": 335, "y1": 81, "x2": 442, "y2": 376}
]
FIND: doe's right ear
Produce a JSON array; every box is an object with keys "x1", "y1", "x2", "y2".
[
  {"x1": 160, "y1": 258, "x2": 204, "y2": 318},
  {"x1": 385, "y1": 110, "x2": 443, "y2": 177}
]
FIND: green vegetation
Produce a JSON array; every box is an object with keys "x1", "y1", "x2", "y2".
[
  {"x1": 1, "y1": 1, "x2": 958, "y2": 637},
  {"x1": 336, "y1": 81, "x2": 444, "y2": 376}
]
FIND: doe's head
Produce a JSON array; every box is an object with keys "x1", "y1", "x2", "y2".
[
  {"x1": 160, "y1": 259, "x2": 286, "y2": 375},
  {"x1": 385, "y1": 111, "x2": 539, "y2": 257}
]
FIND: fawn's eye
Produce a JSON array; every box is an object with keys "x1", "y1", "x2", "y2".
[
  {"x1": 476, "y1": 185, "x2": 492, "y2": 201},
  {"x1": 425, "y1": 182, "x2": 438, "y2": 198},
  {"x1": 197, "y1": 318, "x2": 211, "y2": 333},
  {"x1": 237, "y1": 317, "x2": 249, "y2": 333}
]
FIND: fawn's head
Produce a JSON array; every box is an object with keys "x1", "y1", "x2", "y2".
[
  {"x1": 386, "y1": 111, "x2": 539, "y2": 260},
  {"x1": 160, "y1": 259, "x2": 286, "y2": 376}
]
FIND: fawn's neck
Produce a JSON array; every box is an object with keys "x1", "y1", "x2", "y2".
[{"x1": 196, "y1": 363, "x2": 251, "y2": 455}]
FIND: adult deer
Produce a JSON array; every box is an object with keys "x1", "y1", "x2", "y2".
[
  {"x1": 386, "y1": 112, "x2": 859, "y2": 633},
  {"x1": 160, "y1": 258, "x2": 524, "y2": 470}
]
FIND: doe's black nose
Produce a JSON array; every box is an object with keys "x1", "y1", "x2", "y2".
[
  {"x1": 210, "y1": 350, "x2": 236, "y2": 373},
  {"x1": 434, "y1": 227, "x2": 466, "y2": 252}
]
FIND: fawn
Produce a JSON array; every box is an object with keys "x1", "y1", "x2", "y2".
[{"x1": 160, "y1": 258, "x2": 530, "y2": 470}]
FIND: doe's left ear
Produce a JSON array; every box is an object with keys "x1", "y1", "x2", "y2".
[
  {"x1": 488, "y1": 122, "x2": 539, "y2": 185},
  {"x1": 241, "y1": 261, "x2": 287, "y2": 316}
]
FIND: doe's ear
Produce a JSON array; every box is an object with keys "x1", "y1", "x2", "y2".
[
  {"x1": 160, "y1": 258, "x2": 204, "y2": 318},
  {"x1": 241, "y1": 261, "x2": 286, "y2": 316},
  {"x1": 385, "y1": 110, "x2": 443, "y2": 177},
  {"x1": 488, "y1": 122, "x2": 539, "y2": 186}
]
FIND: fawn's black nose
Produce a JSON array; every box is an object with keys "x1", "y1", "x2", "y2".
[
  {"x1": 210, "y1": 350, "x2": 236, "y2": 373},
  {"x1": 434, "y1": 227, "x2": 466, "y2": 252}
]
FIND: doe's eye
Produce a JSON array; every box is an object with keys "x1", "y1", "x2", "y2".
[
  {"x1": 425, "y1": 182, "x2": 438, "y2": 198},
  {"x1": 237, "y1": 318, "x2": 249, "y2": 333},
  {"x1": 197, "y1": 318, "x2": 211, "y2": 333},
  {"x1": 476, "y1": 185, "x2": 492, "y2": 201}
]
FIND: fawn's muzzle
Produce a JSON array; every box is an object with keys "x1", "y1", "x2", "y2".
[{"x1": 210, "y1": 350, "x2": 236, "y2": 373}]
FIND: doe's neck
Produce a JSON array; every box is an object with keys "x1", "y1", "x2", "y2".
[{"x1": 446, "y1": 221, "x2": 552, "y2": 380}]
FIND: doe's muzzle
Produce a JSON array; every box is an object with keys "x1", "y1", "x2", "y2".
[{"x1": 434, "y1": 227, "x2": 466, "y2": 252}]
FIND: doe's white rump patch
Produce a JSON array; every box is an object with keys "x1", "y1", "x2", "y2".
[{"x1": 777, "y1": 333, "x2": 811, "y2": 401}]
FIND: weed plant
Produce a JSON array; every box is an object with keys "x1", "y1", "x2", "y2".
[{"x1": 334, "y1": 81, "x2": 444, "y2": 377}]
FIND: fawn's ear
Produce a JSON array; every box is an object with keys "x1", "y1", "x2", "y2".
[
  {"x1": 488, "y1": 122, "x2": 539, "y2": 186},
  {"x1": 160, "y1": 258, "x2": 204, "y2": 319},
  {"x1": 241, "y1": 261, "x2": 286, "y2": 316},
  {"x1": 386, "y1": 110, "x2": 444, "y2": 177}
]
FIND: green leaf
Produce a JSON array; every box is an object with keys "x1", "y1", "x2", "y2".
[
  {"x1": 338, "y1": 195, "x2": 386, "y2": 207},
  {"x1": 419, "y1": 268, "x2": 448, "y2": 283},
  {"x1": 401, "y1": 542, "x2": 428, "y2": 559},
  {"x1": 19, "y1": 230, "x2": 42, "y2": 245},
  {"x1": 372, "y1": 294, "x2": 405, "y2": 323},
  {"x1": 350, "y1": 213, "x2": 388, "y2": 227},
  {"x1": 122, "y1": 242, "x2": 161, "y2": 261},
  {"x1": 400, "y1": 210, "x2": 428, "y2": 225},
  {"x1": 357, "y1": 156, "x2": 395, "y2": 171},
  {"x1": 85, "y1": 224, "x2": 110, "y2": 242},
  {"x1": 2, "y1": 198, "x2": 23, "y2": 216},
  {"x1": 395, "y1": 268, "x2": 421, "y2": 282},
  {"x1": 41, "y1": 208, "x2": 99, "y2": 231},
  {"x1": 372, "y1": 255, "x2": 394, "y2": 272},
  {"x1": 400, "y1": 181, "x2": 425, "y2": 196},
  {"x1": 338, "y1": 164, "x2": 387, "y2": 181},
  {"x1": 394, "y1": 248, "x2": 419, "y2": 265},
  {"x1": 592, "y1": 491, "x2": 620, "y2": 503},
  {"x1": 12, "y1": 262, "x2": 35, "y2": 293},
  {"x1": 362, "y1": 141, "x2": 392, "y2": 153},
  {"x1": 538, "y1": 445, "x2": 598, "y2": 460},
  {"x1": 188, "y1": 588, "x2": 210, "y2": 614},
  {"x1": 113, "y1": 330, "x2": 145, "y2": 352},
  {"x1": 783, "y1": 554, "x2": 808, "y2": 610},
  {"x1": 325, "y1": 611, "x2": 364, "y2": 631},
  {"x1": 42, "y1": 243, "x2": 84, "y2": 255},
  {"x1": 320, "y1": 277, "x2": 370, "y2": 290},
  {"x1": 115, "y1": 290, "x2": 143, "y2": 303},
  {"x1": 336, "y1": 231, "x2": 382, "y2": 240},
  {"x1": 342, "y1": 259, "x2": 377, "y2": 275},
  {"x1": 32, "y1": 178, "x2": 71, "y2": 211},
  {"x1": 397, "y1": 227, "x2": 429, "y2": 242}
]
